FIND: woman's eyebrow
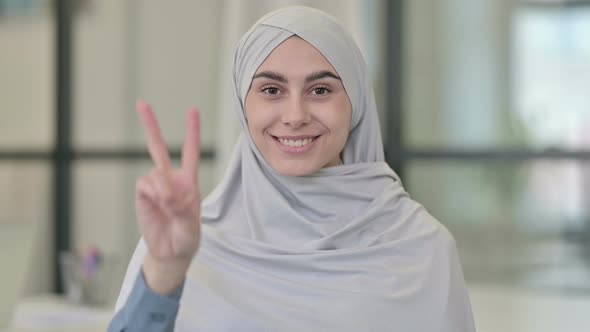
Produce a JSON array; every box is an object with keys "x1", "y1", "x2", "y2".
[
  {"x1": 252, "y1": 70, "x2": 341, "y2": 84},
  {"x1": 304, "y1": 70, "x2": 341, "y2": 83},
  {"x1": 252, "y1": 71, "x2": 287, "y2": 83}
]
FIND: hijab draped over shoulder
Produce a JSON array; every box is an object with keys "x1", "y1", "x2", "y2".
[{"x1": 115, "y1": 6, "x2": 475, "y2": 331}]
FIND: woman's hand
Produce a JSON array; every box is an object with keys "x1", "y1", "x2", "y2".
[{"x1": 135, "y1": 100, "x2": 201, "y2": 295}]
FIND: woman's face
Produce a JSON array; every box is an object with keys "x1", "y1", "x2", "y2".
[{"x1": 244, "y1": 36, "x2": 352, "y2": 176}]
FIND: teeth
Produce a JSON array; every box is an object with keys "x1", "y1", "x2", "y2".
[{"x1": 278, "y1": 137, "x2": 314, "y2": 147}]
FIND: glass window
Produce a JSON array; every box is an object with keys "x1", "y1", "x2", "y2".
[
  {"x1": 0, "y1": 162, "x2": 52, "y2": 294},
  {"x1": 406, "y1": 160, "x2": 590, "y2": 291},
  {"x1": 0, "y1": 5, "x2": 54, "y2": 149},
  {"x1": 0, "y1": 0, "x2": 54, "y2": 295},
  {"x1": 72, "y1": 1, "x2": 222, "y2": 149},
  {"x1": 513, "y1": 6, "x2": 590, "y2": 150},
  {"x1": 403, "y1": 1, "x2": 590, "y2": 150}
]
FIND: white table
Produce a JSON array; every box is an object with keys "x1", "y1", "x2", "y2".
[
  {"x1": 5, "y1": 286, "x2": 590, "y2": 332},
  {"x1": 469, "y1": 283, "x2": 590, "y2": 332},
  {"x1": 3, "y1": 295, "x2": 111, "y2": 332}
]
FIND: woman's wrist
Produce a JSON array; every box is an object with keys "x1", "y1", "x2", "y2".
[{"x1": 142, "y1": 253, "x2": 191, "y2": 296}]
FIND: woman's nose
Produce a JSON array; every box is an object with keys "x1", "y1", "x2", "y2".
[{"x1": 281, "y1": 97, "x2": 311, "y2": 128}]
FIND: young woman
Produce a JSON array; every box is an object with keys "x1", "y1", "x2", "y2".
[{"x1": 109, "y1": 6, "x2": 475, "y2": 332}]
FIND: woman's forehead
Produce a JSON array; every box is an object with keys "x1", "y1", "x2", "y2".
[{"x1": 253, "y1": 36, "x2": 340, "y2": 79}]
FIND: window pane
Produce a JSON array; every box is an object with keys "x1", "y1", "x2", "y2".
[
  {"x1": 406, "y1": 160, "x2": 590, "y2": 291},
  {"x1": 0, "y1": 162, "x2": 52, "y2": 295},
  {"x1": 403, "y1": 1, "x2": 590, "y2": 150},
  {"x1": 72, "y1": 159, "x2": 218, "y2": 303},
  {"x1": 73, "y1": 1, "x2": 221, "y2": 149},
  {"x1": 0, "y1": 6, "x2": 54, "y2": 149},
  {"x1": 513, "y1": 6, "x2": 590, "y2": 150}
]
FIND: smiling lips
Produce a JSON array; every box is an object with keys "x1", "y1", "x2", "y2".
[{"x1": 272, "y1": 135, "x2": 320, "y2": 153}]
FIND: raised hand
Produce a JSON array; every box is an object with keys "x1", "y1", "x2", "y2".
[{"x1": 135, "y1": 100, "x2": 201, "y2": 294}]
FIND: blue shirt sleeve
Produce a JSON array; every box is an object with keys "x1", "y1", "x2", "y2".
[{"x1": 108, "y1": 268, "x2": 185, "y2": 332}]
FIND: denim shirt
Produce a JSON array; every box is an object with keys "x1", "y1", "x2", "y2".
[{"x1": 108, "y1": 269, "x2": 184, "y2": 332}]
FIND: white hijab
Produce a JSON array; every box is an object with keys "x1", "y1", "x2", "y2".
[{"x1": 116, "y1": 6, "x2": 475, "y2": 331}]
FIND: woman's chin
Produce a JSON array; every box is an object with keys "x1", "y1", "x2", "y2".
[{"x1": 271, "y1": 161, "x2": 319, "y2": 177}]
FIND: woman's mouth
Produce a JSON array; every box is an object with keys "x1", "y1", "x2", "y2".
[{"x1": 272, "y1": 135, "x2": 321, "y2": 153}]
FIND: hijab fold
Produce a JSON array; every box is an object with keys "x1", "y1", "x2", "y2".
[{"x1": 115, "y1": 6, "x2": 475, "y2": 331}]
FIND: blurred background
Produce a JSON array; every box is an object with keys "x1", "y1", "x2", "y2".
[{"x1": 1, "y1": 0, "x2": 589, "y2": 331}]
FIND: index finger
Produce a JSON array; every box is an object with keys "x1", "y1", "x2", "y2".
[
  {"x1": 181, "y1": 107, "x2": 200, "y2": 183},
  {"x1": 136, "y1": 100, "x2": 173, "y2": 171}
]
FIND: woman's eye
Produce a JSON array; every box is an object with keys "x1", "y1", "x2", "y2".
[
  {"x1": 262, "y1": 87, "x2": 280, "y2": 95},
  {"x1": 313, "y1": 87, "x2": 329, "y2": 95}
]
